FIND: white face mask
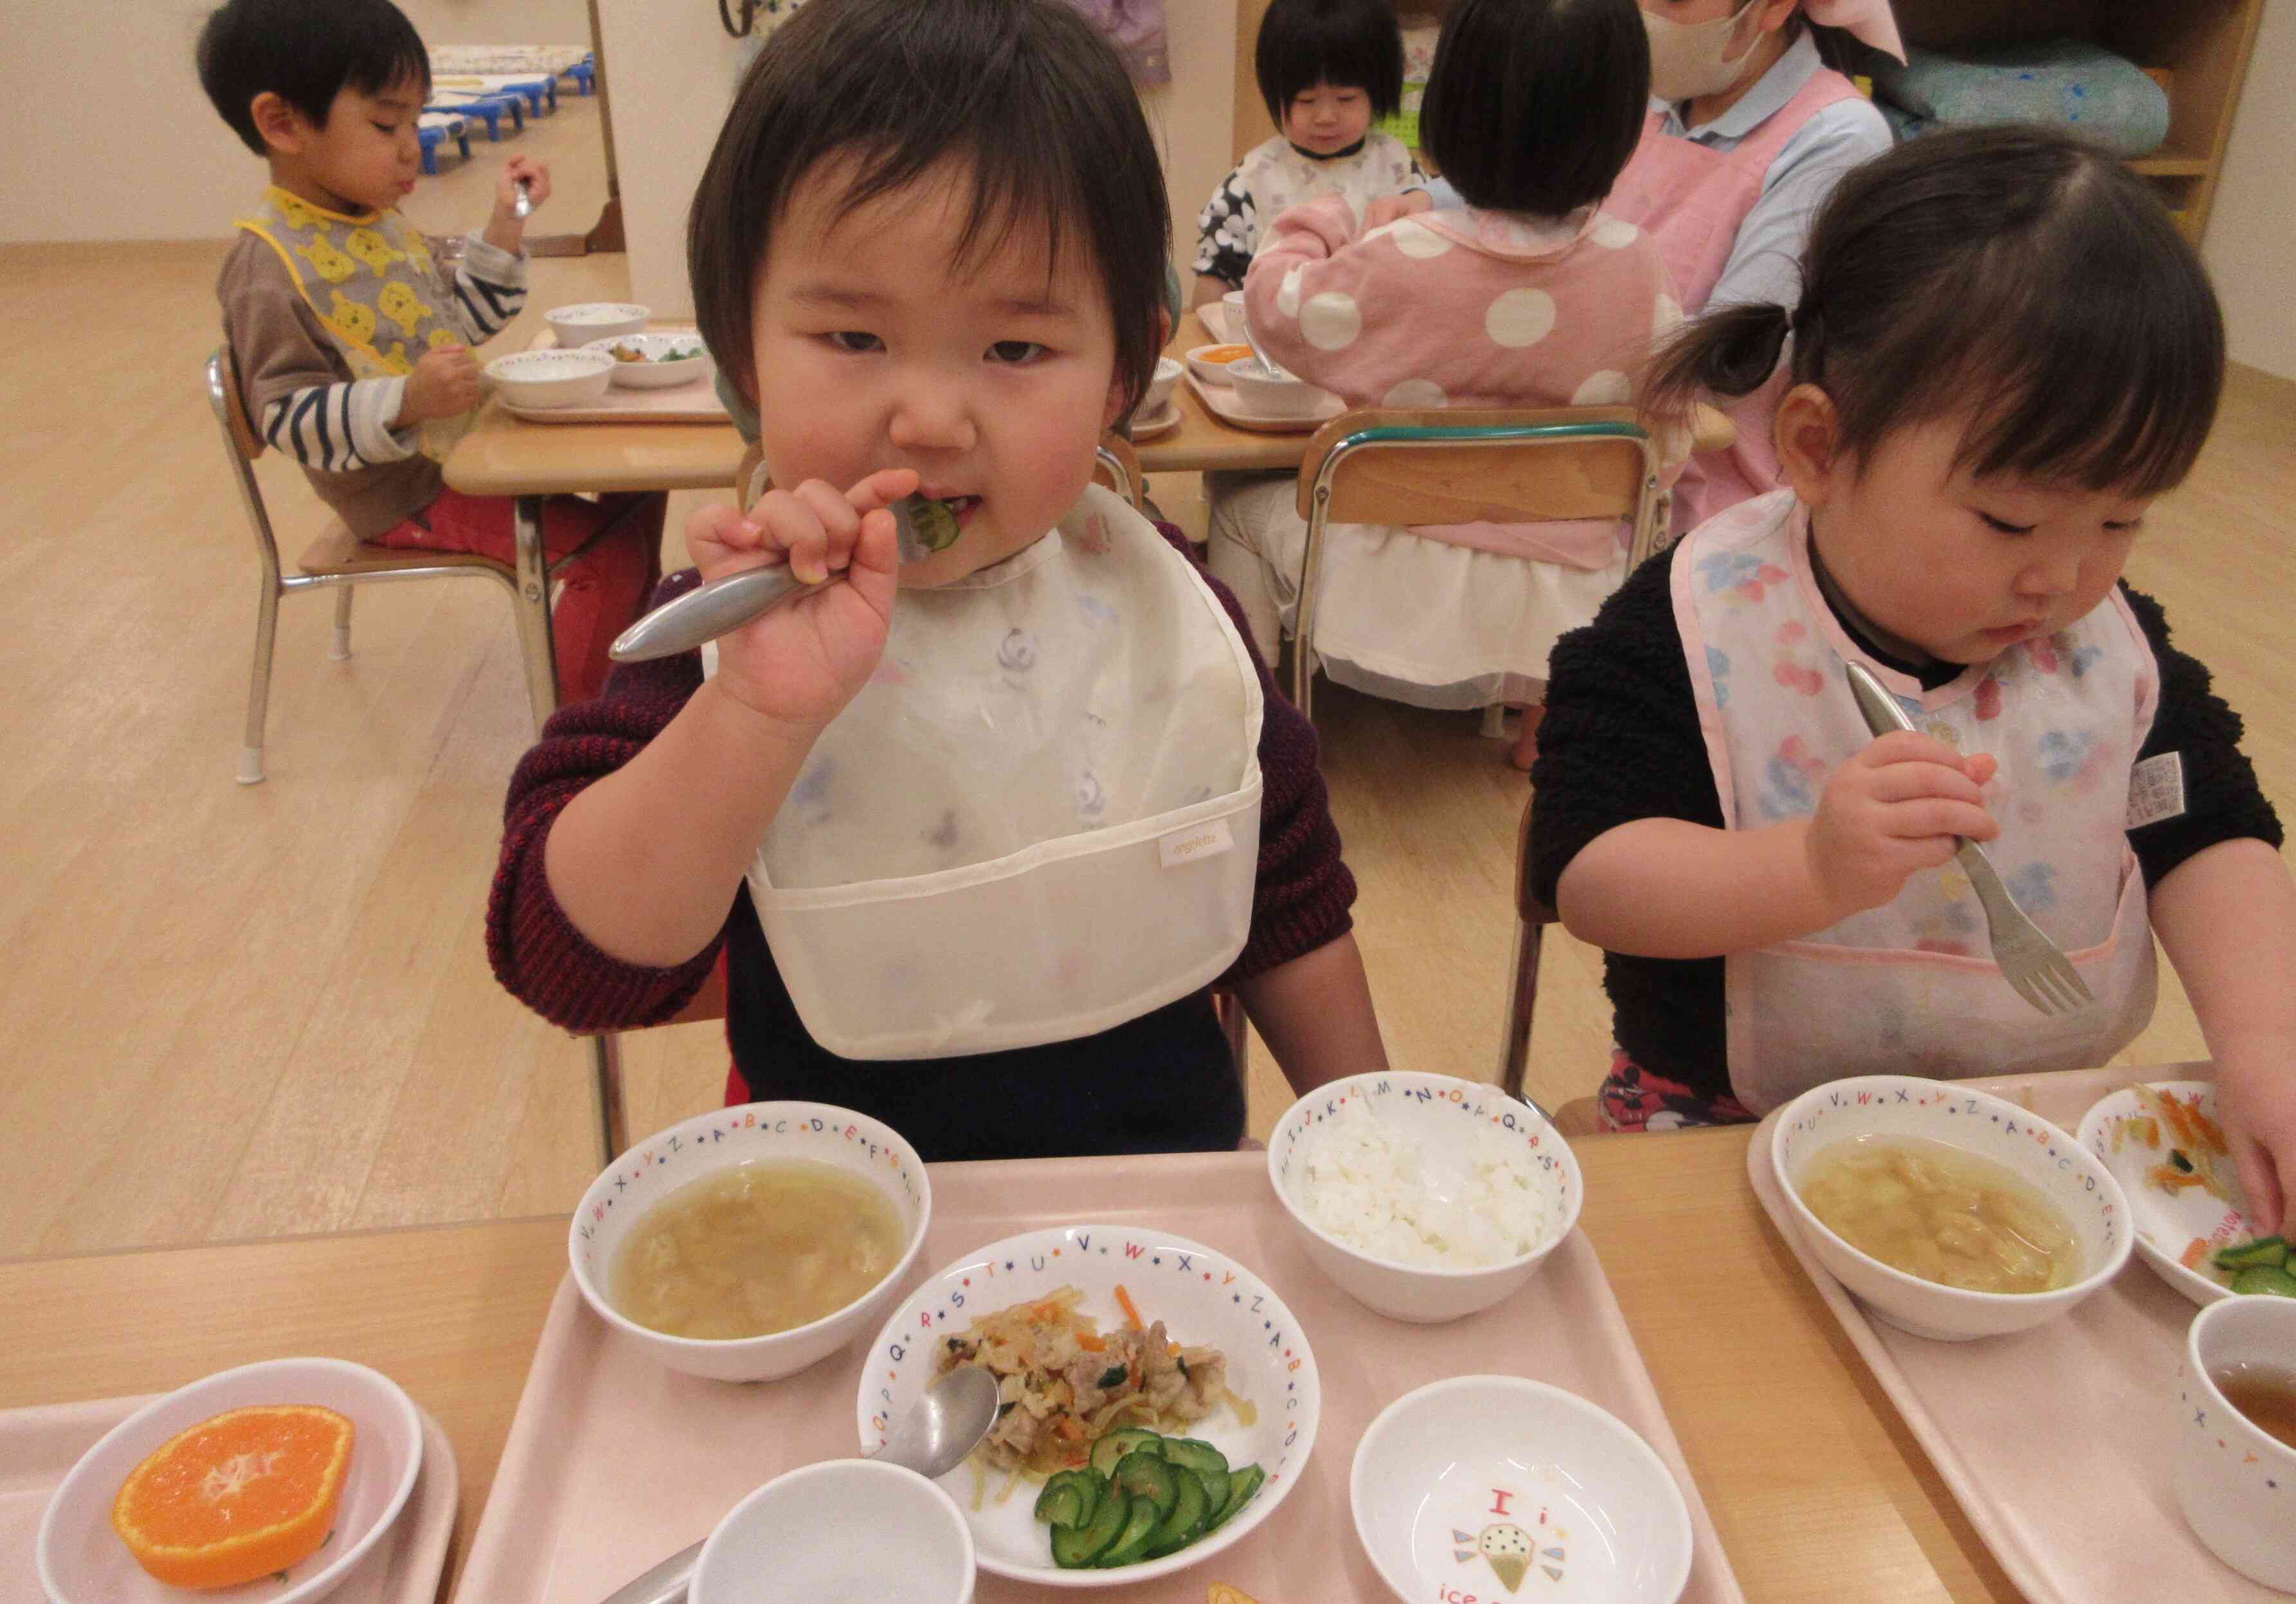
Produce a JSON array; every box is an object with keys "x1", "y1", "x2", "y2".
[{"x1": 1642, "y1": 0, "x2": 1765, "y2": 104}]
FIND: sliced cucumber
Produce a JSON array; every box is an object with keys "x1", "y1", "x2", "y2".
[
  {"x1": 1114, "y1": 1450, "x2": 1178, "y2": 1520},
  {"x1": 2216, "y1": 1237, "x2": 2292, "y2": 1272},
  {"x1": 1094, "y1": 1490, "x2": 1164, "y2": 1568},
  {"x1": 1034, "y1": 1469, "x2": 1102, "y2": 1531},
  {"x1": 1143, "y1": 1463, "x2": 1212, "y2": 1558},
  {"x1": 1159, "y1": 1438, "x2": 1229, "y2": 1511},
  {"x1": 2232, "y1": 1265, "x2": 2296, "y2": 1298},
  {"x1": 1051, "y1": 1487, "x2": 1128, "y2": 1569},
  {"x1": 1206, "y1": 1463, "x2": 1264, "y2": 1533},
  {"x1": 1090, "y1": 1426, "x2": 1164, "y2": 1479}
]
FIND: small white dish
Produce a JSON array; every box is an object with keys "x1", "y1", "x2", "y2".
[
  {"x1": 2078, "y1": 1079, "x2": 2259, "y2": 1307},
  {"x1": 2176, "y1": 1294, "x2": 2296, "y2": 1591},
  {"x1": 1128, "y1": 398, "x2": 1181, "y2": 439},
  {"x1": 1142, "y1": 354, "x2": 1182, "y2": 415},
  {"x1": 1267, "y1": 1070, "x2": 1581, "y2": 1324},
  {"x1": 484, "y1": 348, "x2": 614, "y2": 410},
  {"x1": 569, "y1": 1101, "x2": 931, "y2": 1383},
  {"x1": 585, "y1": 331, "x2": 715, "y2": 390},
  {"x1": 691, "y1": 1459, "x2": 975, "y2": 1604},
  {"x1": 861, "y1": 1223, "x2": 1319, "y2": 1589},
  {"x1": 1350, "y1": 1375, "x2": 1693, "y2": 1604},
  {"x1": 544, "y1": 300, "x2": 650, "y2": 346},
  {"x1": 1223, "y1": 358, "x2": 1330, "y2": 420},
  {"x1": 37, "y1": 1357, "x2": 424, "y2": 1604},
  {"x1": 1184, "y1": 343, "x2": 1253, "y2": 386},
  {"x1": 1772, "y1": 1075, "x2": 2133, "y2": 1341}
]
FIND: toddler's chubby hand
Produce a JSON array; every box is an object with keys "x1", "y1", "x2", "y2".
[
  {"x1": 1362, "y1": 189, "x2": 1435, "y2": 230},
  {"x1": 688, "y1": 467, "x2": 921, "y2": 732},
  {"x1": 1805, "y1": 730, "x2": 2000, "y2": 921},
  {"x1": 493, "y1": 155, "x2": 551, "y2": 221},
  {"x1": 401, "y1": 342, "x2": 482, "y2": 422},
  {"x1": 2218, "y1": 1050, "x2": 2296, "y2": 1239}
]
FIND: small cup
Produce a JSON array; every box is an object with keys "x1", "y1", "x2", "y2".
[
  {"x1": 691, "y1": 1461, "x2": 974, "y2": 1604},
  {"x1": 2177, "y1": 1295, "x2": 2296, "y2": 1590},
  {"x1": 1220, "y1": 287, "x2": 1248, "y2": 341}
]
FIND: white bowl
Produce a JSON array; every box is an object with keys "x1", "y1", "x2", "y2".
[
  {"x1": 2078, "y1": 1079, "x2": 2259, "y2": 1307},
  {"x1": 1184, "y1": 342, "x2": 1253, "y2": 385},
  {"x1": 1142, "y1": 355, "x2": 1182, "y2": 415},
  {"x1": 692, "y1": 1460, "x2": 974, "y2": 1604},
  {"x1": 1223, "y1": 358, "x2": 1331, "y2": 419},
  {"x1": 569, "y1": 1101, "x2": 932, "y2": 1383},
  {"x1": 485, "y1": 347, "x2": 614, "y2": 409},
  {"x1": 1267, "y1": 1071, "x2": 1581, "y2": 1324},
  {"x1": 1350, "y1": 1376, "x2": 1693, "y2": 1604},
  {"x1": 38, "y1": 1358, "x2": 423, "y2": 1604},
  {"x1": 1772, "y1": 1075, "x2": 2134, "y2": 1340},
  {"x1": 544, "y1": 300, "x2": 650, "y2": 346},
  {"x1": 2176, "y1": 1295, "x2": 2296, "y2": 1590},
  {"x1": 861, "y1": 1223, "x2": 1319, "y2": 1589},
  {"x1": 586, "y1": 331, "x2": 717, "y2": 390}
]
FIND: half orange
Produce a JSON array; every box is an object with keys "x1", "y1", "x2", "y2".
[{"x1": 111, "y1": 1404, "x2": 356, "y2": 1589}]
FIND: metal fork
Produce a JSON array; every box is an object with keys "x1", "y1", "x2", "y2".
[{"x1": 1843, "y1": 662, "x2": 2095, "y2": 1016}]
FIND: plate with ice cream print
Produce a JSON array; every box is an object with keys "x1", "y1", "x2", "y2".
[{"x1": 1350, "y1": 1376, "x2": 1692, "y2": 1604}]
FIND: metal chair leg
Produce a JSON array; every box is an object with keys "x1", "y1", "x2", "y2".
[
  {"x1": 1215, "y1": 988, "x2": 1249, "y2": 1094},
  {"x1": 239, "y1": 574, "x2": 281, "y2": 785},
  {"x1": 329, "y1": 584, "x2": 354, "y2": 661},
  {"x1": 510, "y1": 494, "x2": 561, "y2": 732},
  {"x1": 590, "y1": 1033, "x2": 627, "y2": 1166},
  {"x1": 1499, "y1": 917, "x2": 1543, "y2": 1100}
]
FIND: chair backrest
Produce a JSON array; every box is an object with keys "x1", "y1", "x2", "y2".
[
  {"x1": 1515, "y1": 793, "x2": 1557, "y2": 928},
  {"x1": 208, "y1": 345, "x2": 267, "y2": 463},
  {"x1": 1296, "y1": 404, "x2": 1661, "y2": 557}
]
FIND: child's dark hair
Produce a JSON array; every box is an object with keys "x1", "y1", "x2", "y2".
[
  {"x1": 1418, "y1": 0, "x2": 1649, "y2": 217},
  {"x1": 1255, "y1": 0, "x2": 1406, "y2": 125},
  {"x1": 1648, "y1": 126, "x2": 2225, "y2": 497},
  {"x1": 197, "y1": 0, "x2": 429, "y2": 158},
  {"x1": 688, "y1": 0, "x2": 1168, "y2": 415}
]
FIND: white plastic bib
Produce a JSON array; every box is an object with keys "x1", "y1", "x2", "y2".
[
  {"x1": 1673, "y1": 491, "x2": 2160, "y2": 1113},
  {"x1": 714, "y1": 486, "x2": 1264, "y2": 1059}
]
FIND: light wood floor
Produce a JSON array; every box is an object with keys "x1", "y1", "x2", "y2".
[{"x1": 2, "y1": 185, "x2": 2289, "y2": 1257}]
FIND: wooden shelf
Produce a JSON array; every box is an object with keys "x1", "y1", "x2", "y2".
[{"x1": 2127, "y1": 154, "x2": 2214, "y2": 177}]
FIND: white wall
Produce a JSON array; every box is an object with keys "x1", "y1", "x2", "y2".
[
  {"x1": 0, "y1": 0, "x2": 589, "y2": 244},
  {"x1": 2203, "y1": 3, "x2": 2296, "y2": 382},
  {"x1": 594, "y1": 0, "x2": 1239, "y2": 318}
]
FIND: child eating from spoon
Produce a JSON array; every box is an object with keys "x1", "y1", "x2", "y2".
[{"x1": 489, "y1": 0, "x2": 1389, "y2": 1160}]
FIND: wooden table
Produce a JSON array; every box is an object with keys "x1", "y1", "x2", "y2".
[{"x1": 2, "y1": 1125, "x2": 2020, "y2": 1603}]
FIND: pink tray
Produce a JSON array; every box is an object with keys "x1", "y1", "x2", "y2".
[
  {"x1": 1749, "y1": 1062, "x2": 2284, "y2": 1602},
  {"x1": 456, "y1": 1150, "x2": 1745, "y2": 1603},
  {"x1": 1, "y1": 1396, "x2": 458, "y2": 1604}
]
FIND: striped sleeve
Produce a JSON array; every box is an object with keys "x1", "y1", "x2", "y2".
[
  {"x1": 447, "y1": 233, "x2": 529, "y2": 342},
  {"x1": 259, "y1": 377, "x2": 416, "y2": 471}
]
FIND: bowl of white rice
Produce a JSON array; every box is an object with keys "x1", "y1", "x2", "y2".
[{"x1": 1267, "y1": 1071, "x2": 1581, "y2": 1324}]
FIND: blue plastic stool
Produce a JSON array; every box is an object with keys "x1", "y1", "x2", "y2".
[
  {"x1": 419, "y1": 124, "x2": 443, "y2": 175},
  {"x1": 428, "y1": 95, "x2": 520, "y2": 138},
  {"x1": 497, "y1": 78, "x2": 553, "y2": 116},
  {"x1": 565, "y1": 60, "x2": 594, "y2": 95}
]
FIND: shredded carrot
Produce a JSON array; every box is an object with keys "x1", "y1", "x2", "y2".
[
  {"x1": 2181, "y1": 1238, "x2": 2211, "y2": 1270},
  {"x1": 1168, "y1": 1342, "x2": 1181, "y2": 1356},
  {"x1": 1116, "y1": 1283, "x2": 1144, "y2": 1331},
  {"x1": 1076, "y1": 1331, "x2": 1107, "y2": 1353},
  {"x1": 1053, "y1": 1417, "x2": 1084, "y2": 1442}
]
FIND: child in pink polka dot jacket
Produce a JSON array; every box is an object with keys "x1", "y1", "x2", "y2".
[{"x1": 1208, "y1": 0, "x2": 1684, "y2": 767}]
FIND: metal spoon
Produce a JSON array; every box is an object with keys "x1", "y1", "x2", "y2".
[
  {"x1": 609, "y1": 493, "x2": 957, "y2": 663},
  {"x1": 511, "y1": 177, "x2": 534, "y2": 219},
  {"x1": 596, "y1": 1364, "x2": 1000, "y2": 1604}
]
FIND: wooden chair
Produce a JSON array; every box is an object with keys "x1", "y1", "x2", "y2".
[
  {"x1": 1093, "y1": 435, "x2": 1144, "y2": 510},
  {"x1": 207, "y1": 346, "x2": 570, "y2": 783},
  {"x1": 1287, "y1": 403, "x2": 1732, "y2": 724},
  {"x1": 1502, "y1": 794, "x2": 1606, "y2": 1137}
]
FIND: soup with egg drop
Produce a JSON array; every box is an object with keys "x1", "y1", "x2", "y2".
[
  {"x1": 611, "y1": 1159, "x2": 905, "y2": 1339},
  {"x1": 1797, "y1": 1135, "x2": 2080, "y2": 1294}
]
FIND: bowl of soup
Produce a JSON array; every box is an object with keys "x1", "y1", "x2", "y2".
[
  {"x1": 1771, "y1": 1076, "x2": 2132, "y2": 1341},
  {"x1": 568, "y1": 1101, "x2": 931, "y2": 1381}
]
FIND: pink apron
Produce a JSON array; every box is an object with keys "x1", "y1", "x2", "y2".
[
  {"x1": 1608, "y1": 69, "x2": 1863, "y2": 534},
  {"x1": 1672, "y1": 491, "x2": 2160, "y2": 1115}
]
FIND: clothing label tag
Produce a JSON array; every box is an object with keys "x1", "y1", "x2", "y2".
[
  {"x1": 1159, "y1": 819, "x2": 1235, "y2": 869},
  {"x1": 2127, "y1": 752, "x2": 2187, "y2": 830}
]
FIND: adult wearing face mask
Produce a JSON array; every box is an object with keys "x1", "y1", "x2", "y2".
[{"x1": 1381, "y1": 1, "x2": 1902, "y2": 535}]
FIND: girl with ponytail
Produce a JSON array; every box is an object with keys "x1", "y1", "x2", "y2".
[{"x1": 1527, "y1": 129, "x2": 2296, "y2": 1249}]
